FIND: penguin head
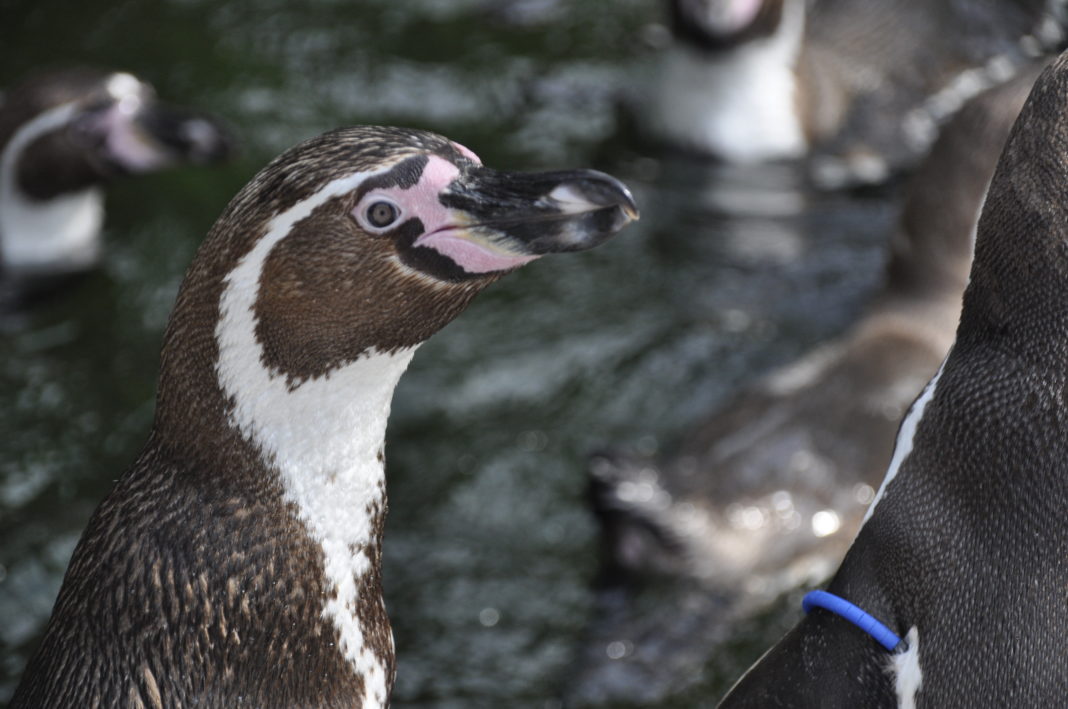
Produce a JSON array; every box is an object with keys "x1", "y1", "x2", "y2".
[
  {"x1": 669, "y1": 0, "x2": 785, "y2": 51},
  {"x1": 186, "y1": 125, "x2": 638, "y2": 387},
  {"x1": 0, "y1": 68, "x2": 234, "y2": 201}
]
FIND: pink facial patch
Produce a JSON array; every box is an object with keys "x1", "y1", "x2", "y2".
[
  {"x1": 360, "y1": 155, "x2": 460, "y2": 233},
  {"x1": 355, "y1": 154, "x2": 540, "y2": 274},
  {"x1": 77, "y1": 102, "x2": 168, "y2": 173},
  {"x1": 81, "y1": 94, "x2": 171, "y2": 173},
  {"x1": 105, "y1": 112, "x2": 169, "y2": 172},
  {"x1": 414, "y1": 230, "x2": 539, "y2": 273}
]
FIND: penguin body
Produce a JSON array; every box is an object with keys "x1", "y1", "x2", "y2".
[
  {"x1": 721, "y1": 51, "x2": 1068, "y2": 708},
  {"x1": 11, "y1": 126, "x2": 636, "y2": 707},
  {"x1": 0, "y1": 68, "x2": 232, "y2": 300}
]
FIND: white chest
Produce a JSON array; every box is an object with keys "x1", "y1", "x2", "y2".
[
  {"x1": 214, "y1": 167, "x2": 417, "y2": 707},
  {"x1": 0, "y1": 103, "x2": 105, "y2": 274},
  {"x1": 216, "y1": 337, "x2": 413, "y2": 709},
  {"x1": 649, "y1": 2, "x2": 807, "y2": 162}
]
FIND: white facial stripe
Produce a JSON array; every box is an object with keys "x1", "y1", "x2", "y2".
[
  {"x1": 0, "y1": 101, "x2": 105, "y2": 273},
  {"x1": 891, "y1": 627, "x2": 922, "y2": 708},
  {"x1": 860, "y1": 356, "x2": 948, "y2": 527},
  {"x1": 215, "y1": 163, "x2": 417, "y2": 706}
]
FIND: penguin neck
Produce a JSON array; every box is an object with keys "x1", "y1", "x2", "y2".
[
  {"x1": 0, "y1": 102, "x2": 104, "y2": 275},
  {"x1": 216, "y1": 329, "x2": 414, "y2": 705},
  {"x1": 151, "y1": 340, "x2": 410, "y2": 707},
  {"x1": 151, "y1": 199, "x2": 422, "y2": 705},
  {"x1": 959, "y1": 57, "x2": 1068, "y2": 369},
  {"x1": 216, "y1": 223, "x2": 418, "y2": 704}
]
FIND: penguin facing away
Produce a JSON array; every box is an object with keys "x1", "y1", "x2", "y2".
[
  {"x1": 591, "y1": 62, "x2": 1043, "y2": 602},
  {"x1": 0, "y1": 68, "x2": 233, "y2": 300},
  {"x1": 10, "y1": 126, "x2": 637, "y2": 708},
  {"x1": 720, "y1": 52, "x2": 1068, "y2": 707},
  {"x1": 565, "y1": 62, "x2": 1041, "y2": 707}
]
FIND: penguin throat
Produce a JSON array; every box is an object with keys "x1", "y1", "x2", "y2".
[
  {"x1": 215, "y1": 168, "x2": 423, "y2": 707},
  {"x1": 216, "y1": 332, "x2": 415, "y2": 707},
  {"x1": 0, "y1": 102, "x2": 105, "y2": 274}
]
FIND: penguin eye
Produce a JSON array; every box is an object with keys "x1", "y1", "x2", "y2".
[{"x1": 365, "y1": 201, "x2": 400, "y2": 229}]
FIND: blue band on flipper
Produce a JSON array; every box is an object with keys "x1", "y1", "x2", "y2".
[{"x1": 802, "y1": 589, "x2": 905, "y2": 652}]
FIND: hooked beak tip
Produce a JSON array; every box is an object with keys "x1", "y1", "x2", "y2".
[{"x1": 553, "y1": 170, "x2": 639, "y2": 221}]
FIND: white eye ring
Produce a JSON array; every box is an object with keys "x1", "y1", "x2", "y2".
[{"x1": 355, "y1": 197, "x2": 403, "y2": 232}]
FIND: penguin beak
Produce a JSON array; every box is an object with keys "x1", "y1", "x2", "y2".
[
  {"x1": 132, "y1": 103, "x2": 235, "y2": 166},
  {"x1": 72, "y1": 99, "x2": 234, "y2": 174},
  {"x1": 419, "y1": 166, "x2": 639, "y2": 273}
]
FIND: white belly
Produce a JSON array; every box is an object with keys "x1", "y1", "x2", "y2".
[
  {"x1": 647, "y1": 2, "x2": 807, "y2": 162},
  {"x1": 0, "y1": 186, "x2": 105, "y2": 275}
]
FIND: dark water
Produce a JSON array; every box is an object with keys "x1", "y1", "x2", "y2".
[{"x1": 0, "y1": 1, "x2": 897, "y2": 705}]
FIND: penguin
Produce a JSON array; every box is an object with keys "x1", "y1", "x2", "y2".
[
  {"x1": 719, "y1": 50, "x2": 1068, "y2": 707},
  {"x1": 646, "y1": 0, "x2": 1065, "y2": 185},
  {"x1": 0, "y1": 68, "x2": 233, "y2": 301},
  {"x1": 568, "y1": 65, "x2": 1043, "y2": 704},
  {"x1": 10, "y1": 125, "x2": 637, "y2": 708},
  {"x1": 593, "y1": 64, "x2": 1042, "y2": 597}
]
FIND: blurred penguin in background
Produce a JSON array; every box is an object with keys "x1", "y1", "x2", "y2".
[
  {"x1": 0, "y1": 68, "x2": 233, "y2": 305},
  {"x1": 644, "y1": 0, "x2": 1064, "y2": 186}
]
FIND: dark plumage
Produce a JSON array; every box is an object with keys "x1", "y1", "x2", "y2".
[
  {"x1": 570, "y1": 63, "x2": 1043, "y2": 705},
  {"x1": 722, "y1": 49, "x2": 1068, "y2": 708}
]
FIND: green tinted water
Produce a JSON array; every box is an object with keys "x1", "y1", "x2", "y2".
[{"x1": 0, "y1": 1, "x2": 896, "y2": 705}]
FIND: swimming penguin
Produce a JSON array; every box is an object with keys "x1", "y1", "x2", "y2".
[
  {"x1": 0, "y1": 68, "x2": 233, "y2": 301},
  {"x1": 646, "y1": 0, "x2": 1064, "y2": 185},
  {"x1": 10, "y1": 126, "x2": 637, "y2": 707},
  {"x1": 568, "y1": 65, "x2": 1042, "y2": 704},
  {"x1": 720, "y1": 50, "x2": 1068, "y2": 707}
]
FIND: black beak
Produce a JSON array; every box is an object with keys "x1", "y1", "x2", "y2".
[
  {"x1": 134, "y1": 103, "x2": 235, "y2": 165},
  {"x1": 437, "y1": 166, "x2": 639, "y2": 257},
  {"x1": 70, "y1": 98, "x2": 235, "y2": 175}
]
